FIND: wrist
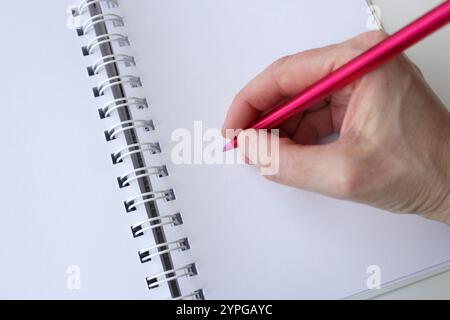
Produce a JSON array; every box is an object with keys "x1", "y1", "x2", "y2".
[
  {"x1": 442, "y1": 196, "x2": 450, "y2": 225},
  {"x1": 440, "y1": 115, "x2": 450, "y2": 224},
  {"x1": 437, "y1": 157, "x2": 450, "y2": 225},
  {"x1": 428, "y1": 193, "x2": 450, "y2": 225},
  {"x1": 422, "y1": 107, "x2": 450, "y2": 225},
  {"x1": 427, "y1": 114, "x2": 450, "y2": 225}
]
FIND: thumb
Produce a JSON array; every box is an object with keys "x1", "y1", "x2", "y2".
[{"x1": 238, "y1": 129, "x2": 355, "y2": 199}]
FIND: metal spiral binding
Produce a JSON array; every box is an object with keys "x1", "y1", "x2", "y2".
[
  {"x1": 111, "y1": 142, "x2": 161, "y2": 164},
  {"x1": 131, "y1": 213, "x2": 183, "y2": 238},
  {"x1": 78, "y1": 13, "x2": 124, "y2": 36},
  {"x1": 105, "y1": 119, "x2": 154, "y2": 141},
  {"x1": 124, "y1": 190, "x2": 176, "y2": 213},
  {"x1": 138, "y1": 238, "x2": 190, "y2": 263},
  {"x1": 173, "y1": 290, "x2": 205, "y2": 301},
  {"x1": 146, "y1": 264, "x2": 198, "y2": 290},
  {"x1": 93, "y1": 74, "x2": 142, "y2": 97},
  {"x1": 99, "y1": 97, "x2": 148, "y2": 119},
  {"x1": 88, "y1": 54, "x2": 135, "y2": 76},
  {"x1": 76, "y1": 0, "x2": 119, "y2": 16},
  {"x1": 118, "y1": 165, "x2": 168, "y2": 188},
  {"x1": 82, "y1": 33, "x2": 130, "y2": 56},
  {"x1": 72, "y1": 0, "x2": 202, "y2": 299}
]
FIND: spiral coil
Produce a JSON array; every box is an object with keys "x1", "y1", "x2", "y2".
[
  {"x1": 75, "y1": 0, "x2": 119, "y2": 17},
  {"x1": 99, "y1": 97, "x2": 148, "y2": 119},
  {"x1": 138, "y1": 238, "x2": 190, "y2": 264},
  {"x1": 71, "y1": 0, "x2": 202, "y2": 300},
  {"x1": 82, "y1": 33, "x2": 130, "y2": 56},
  {"x1": 131, "y1": 213, "x2": 183, "y2": 238},
  {"x1": 146, "y1": 264, "x2": 198, "y2": 290},
  {"x1": 105, "y1": 119, "x2": 154, "y2": 141},
  {"x1": 111, "y1": 142, "x2": 162, "y2": 164},
  {"x1": 93, "y1": 74, "x2": 142, "y2": 97},
  {"x1": 88, "y1": 53, "x2": 135, "y2": 76},
  {"x1": 118, "y1": 165, "x2": 168, "y2": 188}
]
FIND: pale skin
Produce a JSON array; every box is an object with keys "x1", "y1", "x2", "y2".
[{"x1": 222, "y1": 31, "x2": 450, "y2": 225}]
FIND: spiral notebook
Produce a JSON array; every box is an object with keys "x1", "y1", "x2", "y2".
[{"x1": 1, "y1": 0, "x2": 449, "y2": 299}]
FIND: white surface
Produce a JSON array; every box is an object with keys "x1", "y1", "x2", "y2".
[
  {"x1": 0, "y1": 1, "x2": 170, "y2": 298},
  {"x1": 370, "y1": 0, "x2": 450, "y2": 299},
  {"x1": 374, "y1": 271, "x2": 450, "y2": 299},
  {"x1": 115, "y1": 0, "x2": 450, "y2": 299}
]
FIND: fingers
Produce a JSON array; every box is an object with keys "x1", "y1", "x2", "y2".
[
  {"x1": 222, "y1": 30, "x2": 391, "y2": 138},
  {"x1": 291, "y1": 107, "x2": 334, "y2": 145},
  {"x1": 222, "y1": 44, "x2": 340, "y2": 136},
  {"x1": 237, "y1": 129, "x2": 356, "y2": 199}
]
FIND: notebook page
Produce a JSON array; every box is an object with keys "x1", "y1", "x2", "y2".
[
  {"x1": 117, "y1": 0, "x2": 450, "y2": 298},
  {"x1": 0, "y1": 1, "x2": 169, "y2": 299}
]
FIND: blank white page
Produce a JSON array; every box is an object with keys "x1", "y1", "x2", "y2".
[
  {"x1": 117, "y1": 0, "x2": 450, "y2": 298},
  {"x1": 0, "y1": 1, "x2": 169, "y2": 299}
]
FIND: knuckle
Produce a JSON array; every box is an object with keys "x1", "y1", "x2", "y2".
[
  {"x1": 270, "y1": 54, "x2": 293, "y2": 71},
  {"x1": 339, "y1": 47, "x2": 365, "y2": 65}
]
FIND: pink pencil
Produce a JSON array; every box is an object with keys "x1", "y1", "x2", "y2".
[{"x1": 224, "y1": 0, "x2": 450, "y2": 151}]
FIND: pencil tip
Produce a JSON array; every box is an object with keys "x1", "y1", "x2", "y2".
[
  {"x1": 223, "y1": 137, "x2": 238, "y2": 152},
  {"x1": 223, "y1": 142, "x2": 233, "y2": 152}
]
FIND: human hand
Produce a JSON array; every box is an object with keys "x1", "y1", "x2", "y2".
[{"x1": 222, "y1": 31, "x2": 450, "y2": 224}]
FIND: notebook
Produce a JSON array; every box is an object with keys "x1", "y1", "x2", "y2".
[{"x1": 0, "y1": 0, "x2": 449, "y2": 299}]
